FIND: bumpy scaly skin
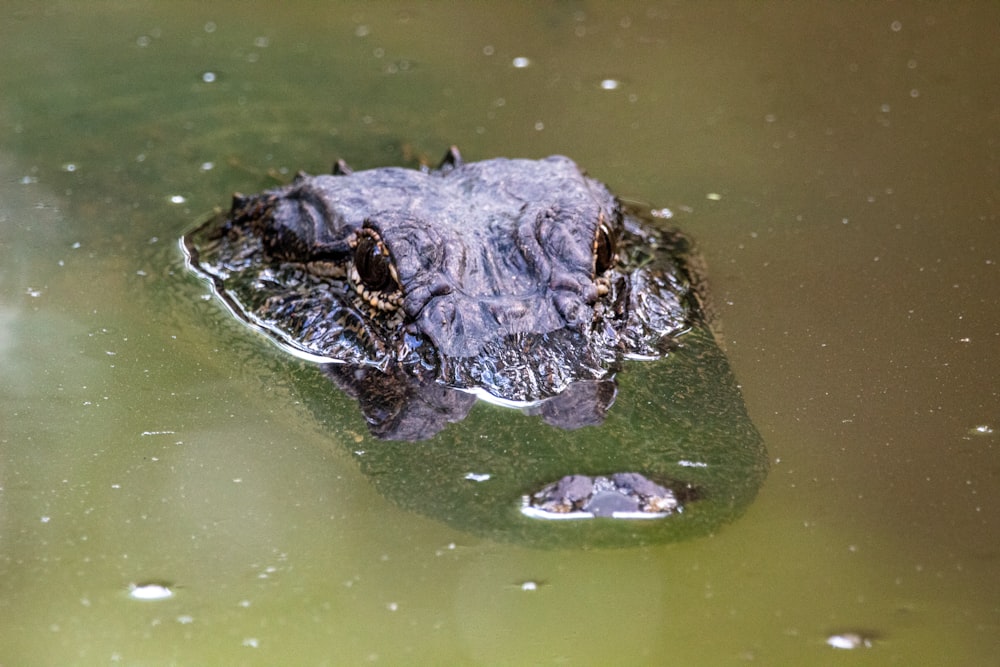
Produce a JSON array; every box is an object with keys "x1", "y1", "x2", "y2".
[{"x1": 183, "y1": 150, "x2": 702, "y2": 404}]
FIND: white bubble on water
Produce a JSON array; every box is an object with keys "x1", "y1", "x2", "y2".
[{"x1": 128, "y1": 583, "x2": 173, "y2": 601}]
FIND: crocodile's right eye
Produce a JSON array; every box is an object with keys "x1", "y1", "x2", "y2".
[{"x1": 593, "y1": 218, "x2": 617, "y2": 276}]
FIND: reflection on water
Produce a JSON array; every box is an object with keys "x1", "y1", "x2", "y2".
[{"x1": 296, "y1": 327, "x2": 766, "y2": 548}]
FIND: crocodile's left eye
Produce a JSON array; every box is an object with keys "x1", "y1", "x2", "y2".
[
  {"x1": 593, "y1": 219, "x2": 617, "y2": 276},
  {"x1": 355, "y1": 234, "x2": 395, "y2": 292}
]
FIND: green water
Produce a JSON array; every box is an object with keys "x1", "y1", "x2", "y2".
[{"x1": 2, "y1": 2, "x2": 998, "y2": 664}]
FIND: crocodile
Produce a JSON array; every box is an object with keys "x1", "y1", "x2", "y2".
[{"x1": 183, "y1": 148, "x2": 704, "y2": 439}]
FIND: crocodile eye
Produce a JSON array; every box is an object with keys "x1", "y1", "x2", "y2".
[
  {"x1": 350, "y1": 229, "x2": 403, "y2": 311},
  {"x1": 354, "y1": 233, "x2": 396, "y2": 292},
  {"x1": 593, "y1": 220, "x2": 617, "y2": 276}
]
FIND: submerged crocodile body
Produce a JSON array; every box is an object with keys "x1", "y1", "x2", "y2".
[{"x1": 183, "y1": 148, "x2": 704, "y2": 439}]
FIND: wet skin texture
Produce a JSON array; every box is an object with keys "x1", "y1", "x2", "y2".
[{"x1": 183, "y1": 148, "x2": 704, "y2": 439}]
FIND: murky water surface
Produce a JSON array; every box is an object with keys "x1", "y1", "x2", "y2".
[{"x1": 2, "y1": 2, "x2": 998, "y2": 664}]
